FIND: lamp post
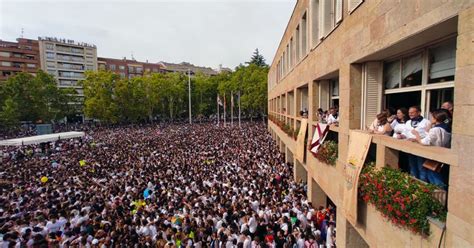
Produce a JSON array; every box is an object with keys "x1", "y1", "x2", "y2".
[{"x1": 188, "y1": 69, "x2": 192, "y2": 124}]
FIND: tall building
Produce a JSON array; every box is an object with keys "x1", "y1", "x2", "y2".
[
  {"x1": 0, "y1": 38, "x2": 40, "y2": 81},
  {"x1": 97, "y1": 57, "x2": 166, "y2": 78},
  {"x1": 38, "y1": 37, "x2": 97, "y2": 98},
  {"x1": 268, "y1": 1, "x2": 473, "y2": 247}
]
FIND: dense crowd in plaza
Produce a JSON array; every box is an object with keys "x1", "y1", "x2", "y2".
[{"x1": 1, "y1": 123, "x2": 336, "y2": 247}]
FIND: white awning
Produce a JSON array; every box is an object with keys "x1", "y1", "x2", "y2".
[{"x1": 0, "y1": 131, "x2": 85, "y2": 146}]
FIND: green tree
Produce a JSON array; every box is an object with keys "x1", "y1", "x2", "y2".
[
  {"x1": 0, "y1": 98, "x2": 20, "y2": 129},
  {"x1": 81, "y1": 70, "x2": 120, "y2": 124},
  {"x1": 0, "y1": 71, "x2": 76, "y2": 127},
  {"x1": 246, "y1": 48, "x2": 267, "y2": 67}
]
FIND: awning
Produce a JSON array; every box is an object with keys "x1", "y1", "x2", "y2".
[{"x1": 0, "y1": 131, "x2": 85, "y2": 146}]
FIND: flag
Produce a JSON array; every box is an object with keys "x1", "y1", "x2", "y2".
[
  {"x1": 309, "y1": 123, "x2": 329, "y2": 156},
  {"x1": 217, "y1": 95, "x2": 223, "y2": 106},
  {"x1": 79, "y1": 160, "x2": 86, "y2": 167}
]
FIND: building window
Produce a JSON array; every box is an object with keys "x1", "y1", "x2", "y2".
[
  {"x1": 27, "y1": 64, "x2": 36, "y2": 68},
  {"x1": 401, "y1": 53, "x2": 423, "y2": 87},
  {"x1": 330, "y1": 79, "x2": 339, "y2": 107},
  {"x1": 0, "y1": 52, "x2": 10, "y2": 57},
  {"x1": 86, "y1": 65, "x2": 94, "y2": 70},
  {"x1": 46, "y1": 52, "x2": 55, "y2": 59},
  {"x1": 47, "y1": 70, "x2": 56, "y2": 75},
  {"x1": 320, "y1": 0, "x2": 343, "y2": 38},
  {"x1": 384, "y1": 37, "x2": 456, "y2": 116},
  {"x1": 311, "y1": 0, "x2": 320, "y2": 47},
  {"x1": 109, "y1": 64, "x2": 116, "y2": 70},
  {"x1": 429, "y1": 39, "x2": 456, "y2": 84},
  {"x1": 47, "y1": 61, "x2": 56, "y2": 68},
  {"x1": 296, "y1": 26, "x2": 300, "y2": 61},
  {"x1": 119, "y1": 65, "x2": 125, "y2": 70},
  {"x1": 119, "y1": 72, "x2": 126, "y2": 78},
  {"x1": 46, "y1": 43, "x2": 54, "y2": 50},
  {"x1": 1, "y1": 61, "x2": 12, "y2": 67},
  {"x1": 301, "y1": 12, "x2": 308, "y2": 56}
]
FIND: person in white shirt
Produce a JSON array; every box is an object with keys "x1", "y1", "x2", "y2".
[
  {"x1": 394, "y1": 106, "x2": 431, "y2": 182},
  {"x1": 326, "y1": 108, "x2": 339, "y2": 125},
  {"x1": 390, "y1": 108, "x2": 409, "y2": 134},
  {"x1": 368, "y1": 111, "x2": 392, "y2": 135},
  {"x1": 326, "y1": 222, "x2": 336, "y2": 248},
  {"x1": 411, "y1": 109, "x2": 451, "y2": 189}
]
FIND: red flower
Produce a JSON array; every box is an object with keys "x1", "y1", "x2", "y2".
[{"x1": 410, "y1": 219, "x2": 417, "y2": 224}]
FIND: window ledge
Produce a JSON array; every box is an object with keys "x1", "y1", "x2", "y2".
[{"x1": 353, "y1": 130, "x2": 457, "y2": 166}]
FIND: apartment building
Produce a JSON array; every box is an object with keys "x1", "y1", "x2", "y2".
[
  {"x1": 38, "y1": 37, "x2": 97, "y2": 97},
  {"x1": 267, "y1": 0, "x2": 473, "y2": 247},
  {"x1": 0, "y1": 38, "x2": 40, "y2": 81},
  {"x1": 97, "y1": 57, "x2": 166, "y2": 78}
]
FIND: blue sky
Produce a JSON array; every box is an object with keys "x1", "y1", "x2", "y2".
[{"x1": 0, "y1": 0, "x2": 295, "y2": 69}]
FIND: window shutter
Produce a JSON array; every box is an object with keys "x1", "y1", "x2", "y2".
[
  {"x1": 335, "y1": 0, "x2": 343, "y2": 24},
  {"x1": 349, "y1": 0, "x2": 363, "y2": 13},
  {"x1": 362, "y1": 62, "x2": 382, "y2": 129}
]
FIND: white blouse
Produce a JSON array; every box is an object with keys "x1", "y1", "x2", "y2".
[{"x1": 421, "y1": 126, "x2": 451, "y2": 148}]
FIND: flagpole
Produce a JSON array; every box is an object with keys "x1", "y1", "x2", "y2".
[
  {"x1": 238, "y1": 90, "x2": 241, "y2": 128},
  {"x1": 217, "y1": 95, "x2": 220, "y2": 126},
  {"x1": 231, "y1": 91, "x2": 234, "y2": 127},
  {"x1": 188, "y1": 69, "x2": 192, "y2": 124}
]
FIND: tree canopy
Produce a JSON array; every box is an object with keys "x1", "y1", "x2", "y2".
[
  {"x1": 0, "y1": 50, "x2": 269, "y2": 128},
  {"x1": 0, "y1": 70, "x2": 77, "y2": 130}
]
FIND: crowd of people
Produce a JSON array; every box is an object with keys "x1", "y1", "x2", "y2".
[
  {"x1": 1, "y1": 123, "x2": 337, "y2": 247},
  {"x1": 366, "y1": 101, "x2": 454, "y2": 190}
]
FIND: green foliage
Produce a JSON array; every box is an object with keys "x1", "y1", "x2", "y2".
[
  {"x1": 246, "y1": 48, "x2": 267, "y2": 67},
  {"x1": 0, "y1": 71, "x2": 75, "y2": 129},
  {"x1": 359, "y1": 163, "x2": 447, "y2": 235},
  {"x1": 0, "y1": 98, "x2": 20, "y2": 129},
  {"x1": 315, "y1": 140, "x2": 338, "y2": 166}
]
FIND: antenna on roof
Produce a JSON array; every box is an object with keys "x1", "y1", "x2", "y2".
[
  {"x1": 131, "y1": 51, "x2": 135, "y2": 60},
  {"x1": 20, "y1": 28, "x2": 24, "y2": 38}
]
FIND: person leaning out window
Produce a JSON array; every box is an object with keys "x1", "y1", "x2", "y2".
[
  {"x1": 411, "y1": 109, "x2": 451, "y2": 189},
  {"x1": 368, "y1": 111, "x2": 392, "y2": 135}
]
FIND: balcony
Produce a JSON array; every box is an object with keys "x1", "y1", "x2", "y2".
[
  {"x1": 56, "y1": 46, "x2": 84, "y2": 55},
  {"x1": 56, "y1": 56, "x2": 85, "y2": 63}
]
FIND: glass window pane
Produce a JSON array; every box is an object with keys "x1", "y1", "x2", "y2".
[
  {"x1": 384, "y1": 60, "x2": 400, "y2": 89},
  {"x1": 331, "y1": 79, "x2": 339, "y2": 96},
  {"x1": 429, "y1": 39, "x2": 456, "y2": 83},
  {"x1": 402, "y1": 53, "x2": 422, "y2": 87}
]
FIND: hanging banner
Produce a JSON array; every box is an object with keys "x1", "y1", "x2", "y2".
[
  {"x1": 295, "y1": 119, "x2": 308, "y2": 163},
  {"x1": 309, "y1": 123, "x2": 329, "y2": 156},
  {"x1": 343, "y1": 130, "x2": 372, "y2": 224}
]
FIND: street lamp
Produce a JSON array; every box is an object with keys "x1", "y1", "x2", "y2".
[{"x1": 188, "y1": 69, "x2": 192, "y2": 124}]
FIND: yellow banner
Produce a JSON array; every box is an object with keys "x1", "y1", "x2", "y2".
[
  {"x1": 343, "y1": 130, "x2": 372, "y2": 224},
  {"x1": 295, "y1": 119, "x2": 308, "y2": 163}
]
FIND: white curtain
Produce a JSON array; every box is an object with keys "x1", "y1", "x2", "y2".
[
  {"x1": 430, "y1": 39, "x2": 456, "y2": 80},
  {"x1": 384, "y1": 61, "x2": 400, "y2": 89},
  {"x1": 402, "y1": 53, "x2": 422, "y2": 81}
]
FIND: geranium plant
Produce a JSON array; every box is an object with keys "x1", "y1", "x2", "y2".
[
  {"x1": 358, "y1": 163, "x2": 447, "y2": 235},
  {"x1": 315, "y1": 140, "x2": 338, "y2": 166}
]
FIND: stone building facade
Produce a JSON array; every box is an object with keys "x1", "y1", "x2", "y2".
[{"x1": 267, "y1": 0, "x2": 473, "y2": 247}]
